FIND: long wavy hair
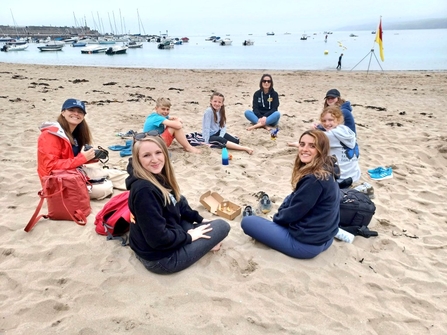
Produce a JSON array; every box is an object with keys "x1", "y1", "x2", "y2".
[
  {"x1": 259, "y1": 73, "x2": 274, "y2": 91},
  {"x1": 210, "y1": 92, "x2": 226, "y2": 128},
  {"x1": 57, "y1": 113, "x2": 92, "y2": 147},
  {"x1": 291, "y1": 130, "x2": 334, "y2": 188},
  {"x1": 131, "y1": 135, "x2": 180, "y2": 205},
  {"x1": 320, "y1": 105, "x2": 345, "y2": 125}
]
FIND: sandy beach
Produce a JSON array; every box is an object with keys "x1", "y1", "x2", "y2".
[{"x1": 1, "y1": 63, "x2": 446, "y2": 334}]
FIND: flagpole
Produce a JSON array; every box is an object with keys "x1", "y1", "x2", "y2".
[{"x1": 350, "y1": 16, "x2": 384, "y2": 73}]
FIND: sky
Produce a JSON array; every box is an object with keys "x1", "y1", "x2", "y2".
[{"x1": 1, "y1": 0, "x2": 446, "y2": 36}]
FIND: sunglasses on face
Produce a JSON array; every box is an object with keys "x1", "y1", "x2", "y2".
[{"x1": 262, "y1": 80, "x2": 271, "y2": 83}]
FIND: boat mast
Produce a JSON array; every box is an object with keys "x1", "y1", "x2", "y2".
[
  {"x1": 112, "y1": 11, "x2": 118, "y2": 37},
  {"x1": 107, "y1": 12, "x2": 114, "y2": 35},
  {"x1": 119, "y1": 9, "x2": 124, "y2": 35},
  {"x1": 10, "y1": 9, "x2": 19, "y2": 37}
]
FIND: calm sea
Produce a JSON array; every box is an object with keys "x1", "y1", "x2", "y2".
[{"x1": 1, "y1": 29, "x2": 446, "y2": 71}]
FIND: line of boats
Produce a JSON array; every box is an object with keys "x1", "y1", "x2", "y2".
[{"x1": 205, "y1": 35, "x2": 254, "y2": 46}]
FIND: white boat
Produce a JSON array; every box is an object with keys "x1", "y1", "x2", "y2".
[
  {"x1": 38, "y1": 44, "x2": 64, "y2": 51},
  {"x1": 220, "y1": 38, "x2": 232, "y2": 46},
  {"x1": 126, "y1": 41, "x2": 143, "y2": 48},
  {"x1": 1, "y1": 43, "x2": 29, "y2": 51},
  {"x1": 98, "y1": 38, "x2": 116, "y2": 44},
  {"x1": 266, "y1": 32, "x2": 275, "y2": 36},
  {"x1": 157, "y1": 40, "x2": 174, "y2": 49},
  {"x1": 242, "y1": 39, "x2": 254, "y2": 46},
  {"x1": 105, "y1": 45, "x2": 128, "y2": 55},
  {"x1": 80, "y1": 45, "x2": 108, "y2": 54}
]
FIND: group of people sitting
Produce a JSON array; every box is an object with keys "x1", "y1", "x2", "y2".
[{"x1": 36, "y1": 74, "x2": 361, "y2": 274}]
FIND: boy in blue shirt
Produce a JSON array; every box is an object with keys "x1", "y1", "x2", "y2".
[{"x1": 143, "y1": 98, "x2": 200, "y2": 153}]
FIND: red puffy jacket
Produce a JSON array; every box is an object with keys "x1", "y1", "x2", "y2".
[{"x1": 37, "y1": 122, "x2": 87, "y2": 181}]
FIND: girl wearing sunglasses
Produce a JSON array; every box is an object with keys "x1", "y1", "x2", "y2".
[
  {"x1": 126, "y1": 135, "x2": 230, "y2": 274},
  {"x1": 244, "y1": 74, "x2": 281, "y2": 131}
]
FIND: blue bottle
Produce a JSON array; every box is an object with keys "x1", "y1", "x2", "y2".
[{"x1": 221, "y1": 147, "x2": 229, "y2": 165}]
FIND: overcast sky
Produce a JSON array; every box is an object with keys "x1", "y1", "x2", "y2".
[{"x1": 2, "y1": 0, "x2": 446, "y2": 35}]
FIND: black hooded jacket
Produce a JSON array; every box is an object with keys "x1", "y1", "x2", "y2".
[
  {"x1": 125, "y1": 159, "x2": 203, "y2": 261},
  {"x1": 252, "y1": 89, "x2": 280, "y2": 118}
]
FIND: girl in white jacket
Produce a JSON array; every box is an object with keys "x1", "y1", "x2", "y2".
[{"x1": 318, "y1": 105, "x2": 361, "y2": 183}]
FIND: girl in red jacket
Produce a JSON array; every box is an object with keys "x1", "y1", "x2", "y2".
[{"x1": 37, "y1": 98, "x2": 96, "y2": 181}]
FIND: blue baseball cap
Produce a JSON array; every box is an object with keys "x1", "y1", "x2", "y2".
[{"x1": 61, "y1": 99, "x2": 86, "y2": 114}]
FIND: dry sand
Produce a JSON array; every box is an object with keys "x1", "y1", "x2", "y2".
[{"x1": 1, "y1": 63, "x2": 447, "y2": 334}]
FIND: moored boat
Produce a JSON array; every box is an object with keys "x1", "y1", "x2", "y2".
[
  {"x1": 220, "y1": 38, "x2": 232, "y2": 46},
  {"x1": 38, "y1": 44, "x2": 64, "y2": 51},
  {"x1": 242, "y1": 39, "x2": 254, "y2": 46},
  {"x1": 266, "y1": 32, "x2": 275, "y2": 36},
  {"x1": 157, "y1": 40, "x2": 174, "y2": 49},
  {"x1": 72, "y1": 42, "x2": 87, "y2": 47},
  {"x1": 126, "y1": 41, "x2": 143, "y2": 48},
  {"x1": 1, "y1": 43, "x2": 29, "y2": 51},
  {"x1": 105, "y1": 45, "x2": 128, "y2": 55},
  {"x1": 80, "y1": 45, "x2": 108, "y2": 54}
]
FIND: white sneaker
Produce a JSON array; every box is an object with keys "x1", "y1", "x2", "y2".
[{"x1": 354, "y1": 182, "x2": 375, "y2": 199}]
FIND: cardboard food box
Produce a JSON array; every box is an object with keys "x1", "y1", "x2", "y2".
[{"x1": 199, "y1": 191, "x2": 242, "y2": 220}]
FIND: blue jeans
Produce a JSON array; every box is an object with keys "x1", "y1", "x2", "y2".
[
  {"x1": 136, "y1": 219, "x2": 230, "y2": 274},
  {"x1": 244, "y1": 110, "x2": 280, "y2": 126},
  {"x1": 241, "y1": 216, "x2": 333, "y2": 259}
]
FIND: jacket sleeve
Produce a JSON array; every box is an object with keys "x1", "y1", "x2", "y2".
[
  {"x1": 271, "y1": 90, "x2": 280, "y2": 112},
  {"x1": 341, "y1": 109, "x2": 356, "y2": 134},
  {"x1": 202, "y1": 109, "x2": 213, "y2": 143},
  {"x1": 38, "y1": 131, "x2": 87, "y2": 176},
  {"x1": 132, "y1": 185, "x2": 192, "y2": 250},
  {"x1": 273, "y1": 177, "x2": 323, "y2": 227},
  {"x1": 252, "y1": 91, "x2": 262, "y2": 118},
  {"x1": 178, "y1": 196, "x2": 203, "y2": 223}
]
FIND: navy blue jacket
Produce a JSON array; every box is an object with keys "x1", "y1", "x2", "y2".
[
  {"x1": 273, "y1": 174, "x2": 339, "y2": 245},
  {"x1": 252, "y1": 89, "x2": 280, "y2": 118},
  {"x1": 126, "y1": 167, "x2": 203, "y2": 261},
  {"x1": 341, "y1": 101, "x2": 356, "y2": 134}
]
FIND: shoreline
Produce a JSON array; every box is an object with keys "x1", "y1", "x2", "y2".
[
  {"x1": 1, "y1": 63, "x2": 446, "y2": 334},
  {"x1": 3, "y1": 61, "x2": 447, "y2": 73}
]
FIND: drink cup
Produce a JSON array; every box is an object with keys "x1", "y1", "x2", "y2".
[{"x1": 334, "y1": 228, "x2": 355, "y2": 243}]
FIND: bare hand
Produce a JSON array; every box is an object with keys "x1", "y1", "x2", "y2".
[
  {"x1": 188, "y1": 224, "x2": 212, "y2": 241},
  {"x1": 259, "y1": 117, "x2": 267, "y2": 126},
  {"x1": 81, "y1": 147, "x2": 96, "y2": 161},
  {"x1": 201, "y1": 219, "x2": 212, "y2": 224}
]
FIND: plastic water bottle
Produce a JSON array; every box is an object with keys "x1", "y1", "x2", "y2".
[
  {"x1": 334, "y1": 228, "x2": 355, "y2": 243},
  {"x1": 270, "y1": 127, "x2": 279, "y2": 140},
  {"x1": 221, "y1": 147, "x2": 229, "y2": 165}
]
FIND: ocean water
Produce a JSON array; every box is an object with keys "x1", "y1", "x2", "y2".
[{"x1": 1, "y1": 29, "x2": 446, "y2": 71}]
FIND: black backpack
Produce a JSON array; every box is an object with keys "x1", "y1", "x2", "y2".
[{"x1": 339, "y1": 189, "x2": 378, "y2": 237}]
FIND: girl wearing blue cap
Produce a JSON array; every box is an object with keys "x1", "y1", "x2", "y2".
[{"x1": 37, "y1": 98, "x2": 96, "y2": 182}]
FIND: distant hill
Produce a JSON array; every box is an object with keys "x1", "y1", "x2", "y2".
[{"x1": 338, "y1": 18, "x2": 447, "y2": 31}]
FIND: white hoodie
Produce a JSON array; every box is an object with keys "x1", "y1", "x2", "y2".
[{"x1": 325, "y1": 124, "x2": 361, "y2": 182}]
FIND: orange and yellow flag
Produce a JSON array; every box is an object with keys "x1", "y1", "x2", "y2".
[{"x1": 375, "y1": 17, "x2": 384, "y2": 61}]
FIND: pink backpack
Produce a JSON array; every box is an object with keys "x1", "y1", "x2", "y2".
[{"x1": 94, "y1": 191, "x2": 132, "y2": 245}]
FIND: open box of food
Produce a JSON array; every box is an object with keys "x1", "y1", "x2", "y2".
[{"x1": 199, "y1": 191, "x2": 242, "y2": 220}]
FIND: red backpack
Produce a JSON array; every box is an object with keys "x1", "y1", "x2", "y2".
[
  {"x1": 94, "y1": 191, "x2": 132, "y2": 245},
  {"x1": 25, "y1": 169, "x2": 91, "y2": 232}
]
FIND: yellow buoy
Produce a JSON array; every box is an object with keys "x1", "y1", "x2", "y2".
[{"x1": 324, "y1": 50, "x2": 329, "y2": 55}]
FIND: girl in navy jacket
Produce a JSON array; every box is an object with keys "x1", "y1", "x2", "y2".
[{"x1": 241, "y1": 129, "x2": 339, "y2": 259}]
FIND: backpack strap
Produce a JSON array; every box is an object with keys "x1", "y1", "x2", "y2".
[
  {"x1": 24, "y1": 191, "x2": 49, "y2": 232},
  {"x1": 106, "y1": 231, "x2": 128, "y2": 246},
  {"x1": 24, "y1": 176, "x2": 87, "y2": 232},
  {"x1": 55, "y1": 175, "x2": 87, "y2": 226}
]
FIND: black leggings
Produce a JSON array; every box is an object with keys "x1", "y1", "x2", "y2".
[{"x1": 209, "y1": 131, "x2": 239, "y2": 145}]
